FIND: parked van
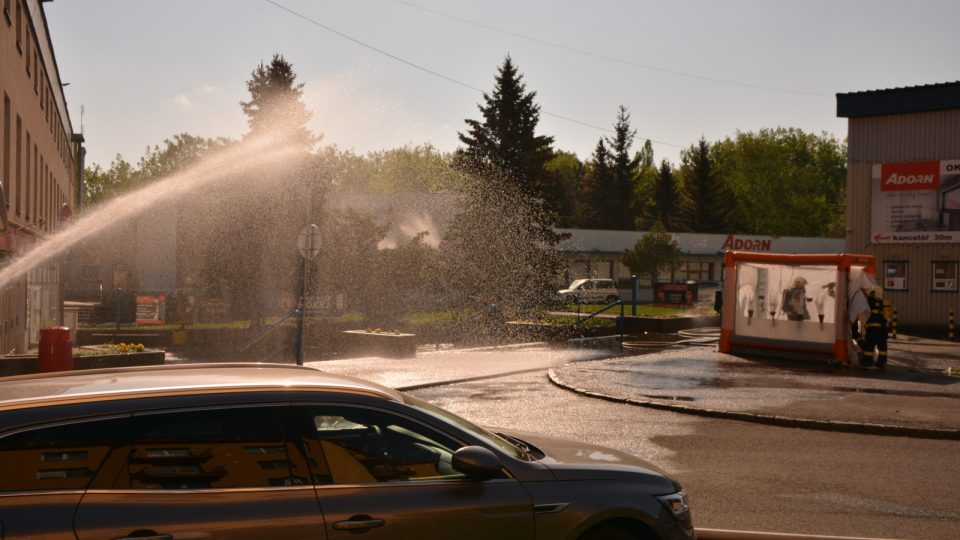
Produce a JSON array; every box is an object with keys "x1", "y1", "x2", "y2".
[{"x1": 558, "y1": 279, "x2": 621, "y2": 304}]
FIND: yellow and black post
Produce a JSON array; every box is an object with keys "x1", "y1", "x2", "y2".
[
  {"x1": 950, "y1": 309, "x2": 956, "y2": 342},
  {"x1": 891, "y1": 307, "x2": 898, "y2": 339}
]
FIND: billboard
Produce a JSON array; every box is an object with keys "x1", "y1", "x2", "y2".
[{"x1": 870, "y1": 159, "x2": 960, "y2": 243}]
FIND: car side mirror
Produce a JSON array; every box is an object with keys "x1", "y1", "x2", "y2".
[{"x1": 452, "y1": 446, "x2": 501, "y2": 480}]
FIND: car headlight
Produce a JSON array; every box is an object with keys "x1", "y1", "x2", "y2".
[{"x1": 656, "y1": 491, "x2": 693, "y2": 530}]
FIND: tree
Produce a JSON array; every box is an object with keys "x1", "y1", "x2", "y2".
[
  {"x1": 455, "y1": 56, "x2": 555, "y2": 201},
  {"x1": 712, "y1": 128, "x2": 846, "y2": 237},
  {"x1": 638, "y1": 159, "x2": 681, "y2": 230},
  {"x1": 605, "y1": 106, "x2": 640, "y2": 229},
  {"x1": 621, "y1": 221, "x2": 681, "y2": 286},
  {"x1": 676, "y1": 137, "x2": 736, "y2": 233},
  {"x1": 83, "y1": 134, "x2": 231, "y2": 205},
  {"x1": 240, "y1": 53, "x2": 318, "y2": 150},
  {"x1": 581, "y1": 139, "x2": 613, "y2": 228},
  {"x1": 543, "y1": 151, "x2": 585, "y2": 226}
]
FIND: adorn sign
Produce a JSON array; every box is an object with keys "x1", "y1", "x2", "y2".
[
  {"x1": 721, "y1": 234, "x2": 772, "y2": 252},
  {"x1": 880, "y1": 161, "x2": 939, "y2": 192},
  {"x1": 870, "y1": 159, "x2": 960, "y2": 244}
]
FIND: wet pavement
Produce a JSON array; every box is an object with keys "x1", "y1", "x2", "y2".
[
  {"x1": 551, "y1": 334, "x2": 960, "y2": 437},
  {"x1": 307, "y1": 334, "x2": 960, "y2": 438}
]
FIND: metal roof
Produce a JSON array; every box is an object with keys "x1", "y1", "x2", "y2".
[
  {"x1": 836, "y1": 81, "x2": 960, "y2": 118},
  {"x1": 555, "y1": 228, "x2": 844, "y2": 256},
  {"x1": 0, "y1": 363, "x2": 403, "y2": 411}
]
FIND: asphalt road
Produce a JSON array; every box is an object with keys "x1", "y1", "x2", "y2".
[{"x1": 308, "y1": 344, "x2": 960, "y2": 540}]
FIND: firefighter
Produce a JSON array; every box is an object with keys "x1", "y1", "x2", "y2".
[{"x1": 859, "y1": 288, "x2": 889, "y2": 370}]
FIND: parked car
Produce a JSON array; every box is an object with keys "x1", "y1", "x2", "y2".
[
  {"x1": 0, "y1": 363, "x2": 694, "y2": 540},
  {"x1": 558, "y1": 278, "x2": 622, "y2": 304}
]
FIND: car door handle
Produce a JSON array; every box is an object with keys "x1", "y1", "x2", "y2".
[
  {"x1": 112, "y1": 531, "x2": 173, "y2": 540},
  {"x1": 333, "y1": 515, "x2": 386, "y2": 531}
]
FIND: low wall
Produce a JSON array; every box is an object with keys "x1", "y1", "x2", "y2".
[{"x1": 0, "y1": 350, "x2": 166, "y2": 377}]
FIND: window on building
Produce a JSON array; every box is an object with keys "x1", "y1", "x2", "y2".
[
  {"x1": 15, "y1": 115, "x2": 21, "y2": 216},
  {"x1": 15, "y1": 0, "x2": 21, "y2": 52},
  {"x1": 81, "y1": 265, "x2": 99, "y2": 281},
  {"x1": 932, "y1": 261, "x2": 958, "y2": 292},
  {"x1": 682, "y1": 261, "x2": 713, "y2": 282},
  {"x1": 3, "y1": 94, "x2": 9, "y2": 204},
  {"x1": 883, "y1": 260, "x2": 908, "y2": 291},
  {"x1": 24, "y1": 130, "x2": 30, "y2": 220},
  {"x1": 33, "y1": 143, "x2": 38, "y2": 221}
]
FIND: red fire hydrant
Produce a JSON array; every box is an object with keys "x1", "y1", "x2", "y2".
[{"x1": 38, "y1": 326, "x2": 73, "y2": 373}]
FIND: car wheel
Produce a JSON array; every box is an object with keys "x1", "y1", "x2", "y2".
[
  {"x1": 579, "y1": 524, "x2": 640, "y2": 540},
  {"x1": 606, "y1": 295, "x2": 620, "y2": 303}
]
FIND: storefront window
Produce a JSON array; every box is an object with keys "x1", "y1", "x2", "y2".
[{"x1": 932, "y1": 261, "x2": 958, "y2": 292}]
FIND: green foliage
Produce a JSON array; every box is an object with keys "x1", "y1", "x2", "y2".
[
  {"x1": 455, "y1": 56, "x2": 555, "y2": 202},
  {"x1": 676, "y1": 137, "x2": 737, "y2": 233},
  {"x1": 544, "y1": 151, "x2": 585, "y2": 226},
  {"x1": 582, "y1": 107, "x2": 642, "y2": 230},
  {"x1": 637, "y1": 160, "x2": 681, "y2": 230},
  {"x1": 240, "y1": 53, "x2": 318, "y2": 150},
  {"x1": 324, "y1": 145, "x2": 468, "y2": 193},
  {"x1": 712, "y1": 127, "x2": 846, "y2": 237},
  {"x1": 621, "y1": 221, "x2": 681, "y2": 286},
  {"x1": 582, "y1": 139, "x2": 612, "y2": 228},
  {"x1": 83, "y1": 134, "x2": 232, "y2": 206}
]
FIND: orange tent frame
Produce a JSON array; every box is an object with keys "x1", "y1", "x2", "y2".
[{"x1": 719, "y1": 251, "x2": 876, "y2": 363}]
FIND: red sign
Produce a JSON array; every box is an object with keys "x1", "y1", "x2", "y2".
[
  {"x1": 879, "y1": 161, "x2": 939, "y2": 192},
  {"x1": 721, "y1": 234, "x2": 772, "y2": 252}
]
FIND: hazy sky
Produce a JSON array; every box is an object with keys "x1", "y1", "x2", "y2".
[{"x1": 45, "y1": 0, "x2": 960, "y2": 169}]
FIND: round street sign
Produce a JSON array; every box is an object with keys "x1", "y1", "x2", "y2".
[{"x1": 297, "y1": 223, "x2": 321, "y2": 259}]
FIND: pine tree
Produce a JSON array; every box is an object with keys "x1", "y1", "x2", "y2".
[
  {"x1": 605, "y1": 106, "x2": 640, "y2": 229},
  {"x1": 638, "y1": 159, "x2": 680, "y2": 230},
  {"x1": 676, "y1": 138, "x2": 736, "y2": 233},
  {"x1": 456, "y1": 56, "x2": 555, "y2": 199},
  {"x1": 240, "y1": 53, "x2": 318, "y2": 150},
  {"x1": 582, "y1": 138, "x2": 613, "y2": 228}
]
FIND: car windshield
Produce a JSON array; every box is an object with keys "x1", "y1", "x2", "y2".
[
  {"x1": 403, "y1": 394, "x2": 528, "y2": 460},
  {"x1": 568, "y1": 279, "x2": 587, "y2": 289}
]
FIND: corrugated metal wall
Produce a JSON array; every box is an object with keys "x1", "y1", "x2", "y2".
[{"x1": 846, "y1": 109, "x2": 960, "y2": 327}]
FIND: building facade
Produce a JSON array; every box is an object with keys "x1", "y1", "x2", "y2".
[
  {"x1": 555, "y1": 228, "x2": 844, "y2": 299},
  {"x1": 0, "y1": 0, "x2": 82, "y2": 352},
  {"x1": 837, "y1": 82, "x2": 960, "y2": 328}
]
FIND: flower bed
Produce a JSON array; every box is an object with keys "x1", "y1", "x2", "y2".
[{"x1": 0, "y1": 345, "x2": 165, "y2": 377}]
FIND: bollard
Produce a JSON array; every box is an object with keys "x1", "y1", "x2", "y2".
[
  {"x1": 38, "y1": 326, "x2": 73, "y2": 373},
  {"x1": 891, "y1": 307, "x2": 897, "y2": 339}
]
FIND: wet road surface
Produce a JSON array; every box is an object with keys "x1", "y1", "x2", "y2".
[{"x1": 305, "y1": 342, "x2": 960, "y2": 539}]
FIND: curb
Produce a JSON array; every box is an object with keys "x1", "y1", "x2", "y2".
[{"x1": 547, "y1": 367, "x2": 960, "y2": 441}]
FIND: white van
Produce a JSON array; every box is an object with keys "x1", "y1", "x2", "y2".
[{"x1": 558, "y1": 279, "x2": 621, "y2": 304}]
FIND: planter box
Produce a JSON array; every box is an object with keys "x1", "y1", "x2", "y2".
[
  {"x1": 341, "y1": 330, "x2": 416, "y2": 359},
  {"x1": 0, "y1": 350, "x2": 165, "y2": 377}
]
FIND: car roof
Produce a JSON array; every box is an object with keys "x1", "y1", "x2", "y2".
[{"x1": 0, "y1": 363, "x2": 403, "y2": 411}]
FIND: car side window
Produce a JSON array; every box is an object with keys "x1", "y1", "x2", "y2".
[
  {"x1": 0, "y1": 417, "x2": 128, "y2": 492},
  {"x1": 90, "y1": 406, "x2": 308, "y2": 490},
  {"x1": 295, "y1": 406, "x2": 467, "y2": 485}
]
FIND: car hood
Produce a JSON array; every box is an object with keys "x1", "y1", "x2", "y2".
[{"x1": 503, "y1": 430, "x2": 678, "y2": 490}]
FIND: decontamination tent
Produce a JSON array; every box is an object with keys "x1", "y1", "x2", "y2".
[{"x1": 719, "y1": 252, "x2": 877, "y2": 363}]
